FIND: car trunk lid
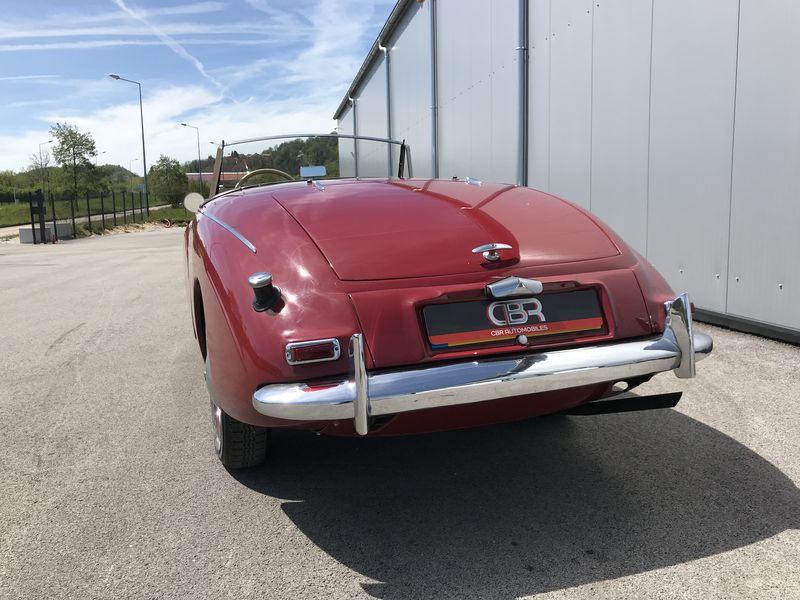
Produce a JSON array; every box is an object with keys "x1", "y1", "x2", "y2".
[{"x1": 271, "y1": 179, "x2": 620, "y2": 281}]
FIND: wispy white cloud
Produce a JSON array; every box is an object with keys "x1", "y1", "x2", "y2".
[
  {"x1": 1, "y1": 99, "x2": 62, "y2": 110},
  {"x1": 135, "y1": 1, "x2": 228, "y2": 17},
  {"x1": 30, "y1": 84, "x2": 223, "y2": 173},
  {"x1": 0, "y1": 75, "x2": 59, "y2": 81},
  {"x1": 0, "y1": 0, "x2": 397, "y2": 172},
  {"x1": 281, "y1": 0, "x2": 388, "y2": 87},
  {"x1": 244, "y1": 0, "x2": 282, "y2": 17},
  {"x1": 0, "y1": 39, "x2": 283, "y2": 53},
  {"x1": 0, "y1": 22, "x2": 308, "y2": 40},
  {"x1": 48, "y1": 1, "x2": 228, "y2": 25},
  {"x1": 0, "y1": 82, "x2": 338, "y2": 172},
  {"x1": 207, "y1": 1, "x2": 390, "y2": 100},
  {"x1": 0, "y1": 1, "x2": 229, "y2": 38},
  {"x1": 109, "y1": 0, "x2": 226, "y2": 93},
  {"x1": 210, "y1": 58, "x2": 283, "y2": 89},
  {"x1": 244, "y1": 0, "x2": 308, "y2": 31}
]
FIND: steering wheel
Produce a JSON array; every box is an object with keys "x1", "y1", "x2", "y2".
[{"x1": 235, "y1": 168, "x2": 294, "y2": 188}]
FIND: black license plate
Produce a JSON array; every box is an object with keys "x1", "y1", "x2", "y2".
[{"x1": 423, "y1": 289, "x2": 605, "y2": 349}]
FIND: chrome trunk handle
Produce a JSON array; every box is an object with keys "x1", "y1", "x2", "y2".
[{"x1": 472, "y1": 243, "x2": 512, "y2": 262}]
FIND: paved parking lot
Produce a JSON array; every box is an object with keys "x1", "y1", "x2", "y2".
[{"x1": 1, "y1": 229, "x2": 798, "y2": 599}]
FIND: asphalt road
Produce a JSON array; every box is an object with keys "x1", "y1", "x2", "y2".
[{"x1": 1, "y1": 229, "x2": 798, "y2": 599}]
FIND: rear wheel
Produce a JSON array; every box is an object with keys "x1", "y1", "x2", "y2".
[
  {"x1": 211, "y1": 398, "x2": 269, "y2": 469},
  {"x1": 205, "y1": 351, "x2": 268, "y2": 469}
]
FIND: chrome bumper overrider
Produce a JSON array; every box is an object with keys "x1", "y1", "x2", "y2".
[{"x1": 253, "y1": 293, "x2": 712, "y2": 435}]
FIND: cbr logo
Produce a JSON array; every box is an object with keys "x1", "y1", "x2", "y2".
[{"x1": 487, "y1": 299, "x2": 546, "y2": 326}]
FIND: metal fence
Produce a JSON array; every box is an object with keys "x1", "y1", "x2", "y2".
[{"x1": 23, "y1": 189, "x2": 152, "y2": 244}]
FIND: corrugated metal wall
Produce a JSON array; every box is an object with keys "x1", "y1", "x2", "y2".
[
  {"x1": 354, "y1": 58, "x2": 392, "y2": 177},
  {"x1": 587, "y1": 0, "x2": 651, "y2": 254},
  {"x1": 726, "y1": 0, "x2": 800, "y2": 330},
  {"x1": 436, "y1": 0, "x2": 518, "y2": 184},
  {"x1": 646, "y1": 0, "x2": 739, "y2": 314},
  {"x1": 337, "y1": 0, "x2": 800, "y2": 334},
  {"x1": 337, "y1": 104, "x2": 356, "y2": 177},
  {"x1": 387, "y1": 1, "x2": 433, "y2": 178}
]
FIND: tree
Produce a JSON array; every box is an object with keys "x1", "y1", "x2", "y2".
[
  {"x1": 28, "y1": 149, "x2": 52, "y2": 195},
  {"x1": 50, "y1": 123, "x2": 97, "y2": 200},
  {"x1": 149, "y1": 155, "x2": 188, "y2": 206}
]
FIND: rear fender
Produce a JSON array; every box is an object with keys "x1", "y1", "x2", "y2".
[
  {"x1": 630, "y1": 249, "x2": 677, "y2": 333},
  {"x1": 193, "y1": 200, "x2": 362, "y2": 426}
]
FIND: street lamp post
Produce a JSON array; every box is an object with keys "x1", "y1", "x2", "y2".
[
  {"x1": 38, "y1": 139, "x2": 52, "y2": 194},
  {"x1": 109, "y1": 73, "x2": 149, "y2": 214},
  {"x1": 180, "y1": 122, "x2": 203, "y2": 195}
]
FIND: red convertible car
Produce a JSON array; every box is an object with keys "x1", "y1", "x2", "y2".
[{"x1": 184, "y1": 134, "x2": 712, "y2": 468}]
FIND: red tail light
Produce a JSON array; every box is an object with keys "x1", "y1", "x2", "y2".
[{"x1": 285, "y1": 339, "x2": 341, "y2": 365}]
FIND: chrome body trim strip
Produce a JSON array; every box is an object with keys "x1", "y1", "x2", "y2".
[
  {"x1": 201, "y1": 212, "x2": 256, "y2": 254},
  {"x1": 253, "y1": 294, "x2": 713, "y2": 434}
]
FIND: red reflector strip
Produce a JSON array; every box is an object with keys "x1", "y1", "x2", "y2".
[
  {"x1": 291, "y1": 344, "x2": 335, "y2": 362},
  {"x1": 301, "y1": 383, "x2": 339, "y2": 393},
  {"x1": 285, "y1": 338, "x2": 341, "y2": 365}
]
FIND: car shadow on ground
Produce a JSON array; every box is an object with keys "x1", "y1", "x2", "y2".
[{"x1": 233, "y1": 409, "x2": 799, "y2": 599}]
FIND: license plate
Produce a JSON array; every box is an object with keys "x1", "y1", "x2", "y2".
[{"x1": 423, "y1": 289, "x2": 605, "y2": 349}]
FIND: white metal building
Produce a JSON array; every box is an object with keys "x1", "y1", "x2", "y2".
[{"x1": 334, "y1": 0, "x2": 800, "y2": 341}]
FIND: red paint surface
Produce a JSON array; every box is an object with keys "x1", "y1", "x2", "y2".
[
  {"x1": 184, "y1": 178, "x2": 674, "y2": 434},
  {"x1": 271, "y1": 180, "x2": 619, "y2": 280}
]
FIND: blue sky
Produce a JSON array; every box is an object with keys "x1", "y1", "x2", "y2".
[{"x1": 0, "y1": 0, "x2": 395, "y2": 173}]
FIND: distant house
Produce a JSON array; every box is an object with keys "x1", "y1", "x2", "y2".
[{"x1": 186, "y1": 172, "x2": 244, "y2": 184}]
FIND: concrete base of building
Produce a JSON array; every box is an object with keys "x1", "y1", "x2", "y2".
[{"x1": 695, "y1": 309, "x2": 799, "y2": 347}]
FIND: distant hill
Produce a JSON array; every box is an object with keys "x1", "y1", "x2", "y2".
[{"x1": 0, "y1": 163, "x2": 142, "y2": 203}]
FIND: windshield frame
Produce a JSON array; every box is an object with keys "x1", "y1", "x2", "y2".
[{"x1": 209, "y1": 133, "x2": 410, "y2": 197}]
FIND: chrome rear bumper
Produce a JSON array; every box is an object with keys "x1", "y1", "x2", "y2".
[{"x1": 253, "y1": 293, "x2": 712, "y2": 435}]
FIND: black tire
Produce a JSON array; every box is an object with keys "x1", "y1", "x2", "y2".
[
  {"x1": 205, "y1": 344, "x2": 268, "y2": 469},
  {"x1": 212, "y1": 400, "x2": 269, "y2": 469}
]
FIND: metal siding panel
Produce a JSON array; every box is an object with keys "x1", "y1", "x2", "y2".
[
  {"x1": 355, "y1": 58, "x2": 387, "y2": 139},
  {"x1": 437, "y1": 0, "x2": 473, "y2": 181},
  {"x1": 647, "y1": 0, "x2": 738, "y2": 312},
  {"x1": 338, "y1": 105, "x2": 356, "y2": 177},
  {"x1": 355, "y1": 57, "x2": 391, "y2": 177},
  {"x1": 548, "y1": 0, "x2": 593, "y2": 208},
  {"x1": 590, "y1": 0, "x2": 651, "y2": 254},
  {"x1": 388, "y1": 2, "x2": 433, "y2": 178},
  {"x1": 437, "y1": 0, "x2": 518, "y2": 184},
  {"x1": 727, "y1": 0, "x2": 800, "y2": 330},
  {"x1": 528, "y1": 0, "x2": 550, "y2": 191},
  {"x1": 488, "y1": 0, "x2": 520, "y2": 183}
]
